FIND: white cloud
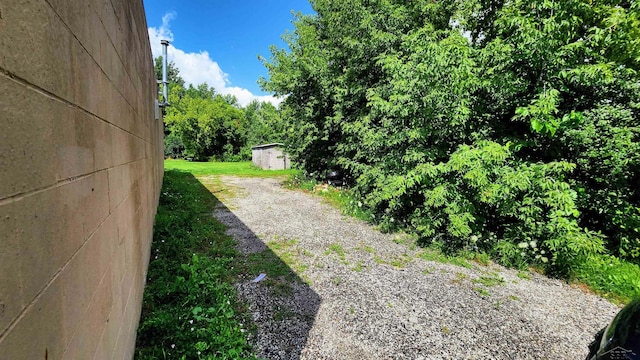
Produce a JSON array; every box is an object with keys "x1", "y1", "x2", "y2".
[{"x1": 148, "y1": 12, "x2": 282, "y2": 107}]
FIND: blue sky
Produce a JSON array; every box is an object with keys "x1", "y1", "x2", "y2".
[{"x1": 144, "y1": 0, "x2": 314, "y2": 106}]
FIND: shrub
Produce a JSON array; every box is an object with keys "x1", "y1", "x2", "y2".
[{"x1": 361, "y1": 141, "x2": 605, "y2": 275}]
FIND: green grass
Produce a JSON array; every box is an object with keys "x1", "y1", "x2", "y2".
[
  {"x1": 573, "y1": 254, "x2": 640, "y2": 305},
  {"x1": 474, "y1": 287, "x2": 491, "y2": 297},
  {"x1": 325, "y1": 243, "x2": 348, "y2": 263},
  {"x1": 472, "y1": 273, "x2": 505, "y2": 287},
  {"x1": 136, "y1": 170, "x2": 253, "y2": 359},
  {"x1": 352, "y1": 261, "x2": 364, "y2": 272},
  {"x1": 165, "y1": 159, "x2": 299, "y2": 177},
  {"x1": 361, "y1": 245, "x2": 376, "y2": 254},
  {"x1": 417, "y1": 249, "x2": 473, "y2": 268},
  {"x1": 517, "y1": 271, "x2": 532, "y2": 280}
]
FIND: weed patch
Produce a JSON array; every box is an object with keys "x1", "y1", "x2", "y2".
[
  {"x1": 325, "y1": 243, "x2": 348, "y2": 264},
  {"x1": 472, "y1": 273, "x2": 505, "y2": 287},
  {"x1": 517, "y1": 271, "x2": 532, "y2": 280},
  {"x1": 352, "y1": 261, "x2": 364, "y2": 272},
  {"x1": 573, "y1": 255, "x2": 640, "y2": 305},
  {"x1": 418, "y1": 249, "x2": 473, "y2": 269},
  {"x1": 136, "y1": 170, "x2": 252, "y2": 359},
  {"x1": 474, "y1": 287, "x2": 491, "y2": 297}
]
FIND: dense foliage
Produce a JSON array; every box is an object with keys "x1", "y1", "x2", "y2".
[
  {"x1": 155, "y1": 59, "x2": 284, "y2": 161},
  {"x1": 261, "y1": 0, "x2": 640, "y2": 274}
]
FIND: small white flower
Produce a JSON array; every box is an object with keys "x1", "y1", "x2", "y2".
[
  {"x1": 171, "y1": 344, "x2": 175, "y2": 349},
  {"x1": 197, "y1": 351, "x2": 201, "y2": 355},
  {"x1": 518, "y1": 242, "x2": 528, "y2": 248},
  {"x1": 390, "y1": 217, "x2": 395, "y2": 223},
  {"x1": 241, "y1": 329, "x2": 246, "y2": 333},
  {"x1": 358, "y1": 201, "x2": 362, "y2": 207},
  {"x1": 540, "y1": 250, "x2": 546, "y2": 255},
  {"x1": 529, "y1": 241, "x2": 537, "y2": 248},
  {"x1": 541, "y1": 257, "x2": 549, "y2": 263},
  {"x1": 470, "y1": 235, "x2": 478, "y2": 243},
  {"x1": 227, "y1": 300, "x2": 230, "y2": 305},
  {"x1": 191, "y1": 327, "x2": 194, "y2": 331},
  {"x1": 520, "y1": 252, "x2": 526, "y2": 257},
  {"x1": 189, "y1": 320, "x2": 193, "y2": 324}
]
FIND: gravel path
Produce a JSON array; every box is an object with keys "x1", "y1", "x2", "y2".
[{"x1": 211, "y1": 176, "x2": 619, "y2": 360}]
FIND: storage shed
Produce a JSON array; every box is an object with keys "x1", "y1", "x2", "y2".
[{"x1": 251, "y1": 143, "x2": 291, "y2": 170}]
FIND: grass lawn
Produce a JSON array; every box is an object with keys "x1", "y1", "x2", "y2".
[
  {"x1": 136, "y1": 170, "x2": 254, "y2": 359},
  {"x1": 165, "y1": 159, "x2": 300, "y2": 177}
]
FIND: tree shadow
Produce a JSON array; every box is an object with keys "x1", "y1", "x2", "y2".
[{"x1": 194, "y1": 174, "x2": 321, "y2": 360}]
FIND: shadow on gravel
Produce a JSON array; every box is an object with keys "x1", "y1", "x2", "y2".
[{"x1": 203, "y1": 178, "x2": 321, "y2": 360}]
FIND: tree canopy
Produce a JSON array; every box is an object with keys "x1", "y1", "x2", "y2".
[{"x1": 155, "y1": 58, "x2": 284, "y2": 161}]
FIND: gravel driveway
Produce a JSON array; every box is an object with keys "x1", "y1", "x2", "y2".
[{"x1": 211, "y1": 176, "x2": 619, "y2": 360}]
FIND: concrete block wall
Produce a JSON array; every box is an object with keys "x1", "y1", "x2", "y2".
[{"x1": 0, "y1": 0, "x2": 163, "y2": 359}]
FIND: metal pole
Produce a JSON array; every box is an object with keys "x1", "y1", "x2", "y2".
[{"x1": 160, "y1": 39, "x2": 170, "y2": 106}]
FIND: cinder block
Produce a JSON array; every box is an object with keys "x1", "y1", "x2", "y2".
[
  {"x1": 7, "y1": 187, "x2": 68, "y2": 306},
  {"x1": 0, "y1": 204, "x2": 25, "y2": 335},
  {"x1": 0, "y1": 75, "x2": 59, "y2": 199},
  {"x1": 55, "y1": 107, "x2": 96, "y2": 180},
  {"x1": 59, "y1": 215, "x2": 116, "y2": 338},
  {"x1": 45, "y1": 1, "x2": 98, "y2": 58},
  {"x1": 92, "y1": 284, "x2": 124, "y2": 360},
  {"x1": 0, "y1": 275, "x2": 67, "y2": 360},
  {"x1": 62, "y1": 268, "x2": 113, "y2": 360},
  {"x1": 1, "y1": 0, "x2": 162, "y2": 357},
  {"x1": 94, "y1": 120, "x2": 114, "y2": 171},
  {"x1": 57, "y1": 170, "x2": 110, "y2": 243},
  {"x1": 13, "y1": 171, "x2": 109, "y2": 304},
  {"x1": 107, "y1": 163, "x2": 129, "y2": 212},
  {"x1": 0, "y1": 0, "x2": 74, "y2": 101},
  {"x1": 69, "y1": 43, "x2": 108, "y2": 120}
]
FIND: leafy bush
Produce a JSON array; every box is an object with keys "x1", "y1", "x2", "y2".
[
  {"x1": 559, "y1": 105, "x2": 640, "y2": 260},
  {"x1": 360, "y1": 141, "x2": 605, "y2": 274},
  {"x1": 164, "y1": 132, "x2": 185, "y2": 159},
  {"x1": 261, "y1": 0, "x2": 640, "y2": 278}
]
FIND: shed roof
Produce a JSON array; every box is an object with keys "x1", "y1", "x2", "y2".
[{"x1": 251, "y1": 143, "x2": 284, "y2": 150}]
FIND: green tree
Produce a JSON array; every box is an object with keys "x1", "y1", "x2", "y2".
[
  {"x1": 261, "y1": 0, "x2": 640, "y2": 270},
  {"x1": 154, "y1": 58, "x2": 249, "y2": 161}
]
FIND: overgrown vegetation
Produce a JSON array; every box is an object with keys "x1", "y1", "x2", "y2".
[
  {"x1": 262, "y1": 0, "x2": 640, "y2": 302},
  {"x1": 136, "y1": 171, "x2": 253, "y2": 359},
  {"x1": 155, "y1": 59, "x2": 287, "y2": 162}
]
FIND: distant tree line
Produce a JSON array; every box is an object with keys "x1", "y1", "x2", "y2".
[
  {"x1": 260, "y1": 0, "x2": 640, "y2": 274},
  {"x1": 155, "y1": 58, "x2": 286, "y2": 162}
]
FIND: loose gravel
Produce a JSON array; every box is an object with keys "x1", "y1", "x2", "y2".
[{"x1": 211, "y1": 176, "x2": 619, "y2": 360}]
